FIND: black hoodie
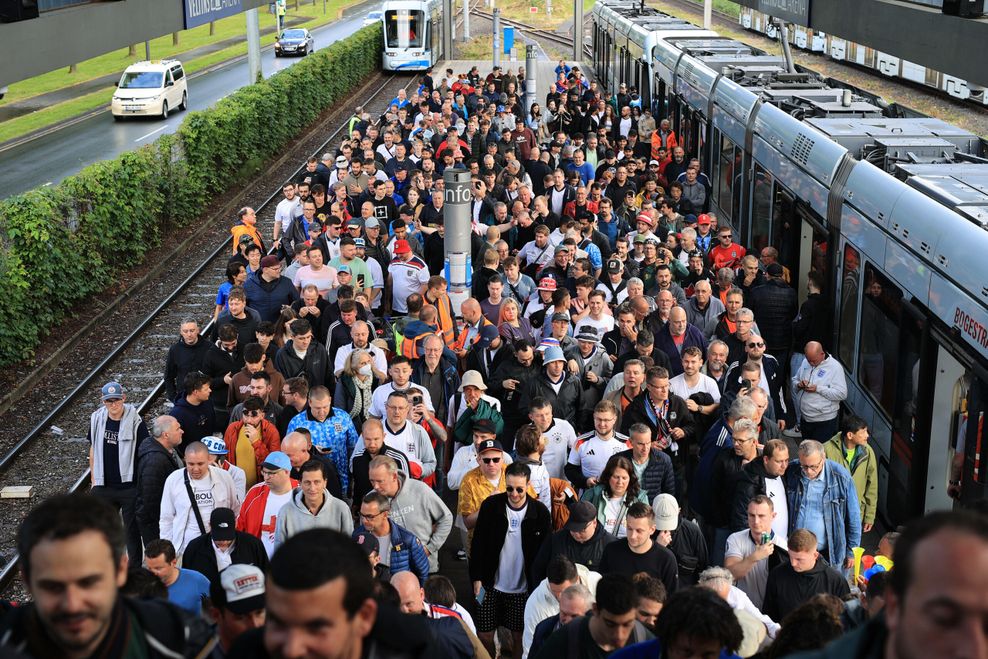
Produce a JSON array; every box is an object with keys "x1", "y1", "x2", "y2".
[
  {"x1": 163, "y1": 336, "x2": 210, "y2": 402},
  {"x1": 762, "y1": 557, "x2": 850, "y2": 622}
]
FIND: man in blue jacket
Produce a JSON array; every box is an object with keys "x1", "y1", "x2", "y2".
[
  {"x1": 354, "y1": 491, "x2": 430, "y2": 584},
  {"x1": 244, "y1": 255, "x2": 300, "y2": 322},
  {"x1": 784, "y1": 439, "x2": 862, "y2": 572}
]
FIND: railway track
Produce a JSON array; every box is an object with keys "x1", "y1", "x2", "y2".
[
  {"x1": 473, "y1": 8, "x2": 593, "y2": 59},
  {"x1": 0, "y1": 71, "x2": 419, "y2": 599}
]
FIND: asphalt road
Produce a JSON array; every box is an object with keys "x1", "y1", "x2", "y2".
[{"x1": 0, "y1": 8, "x2": 379, "y2": 200}]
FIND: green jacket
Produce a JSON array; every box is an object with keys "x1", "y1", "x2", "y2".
[
  {"x1": 452, "y1": 397, "x2": 504, "y2": 445},
  {"x1": 824, "y1": 433, "x2": 879, "y2": 525}
]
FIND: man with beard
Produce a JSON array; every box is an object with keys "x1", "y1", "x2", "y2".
[{"x1": 0, "y1": 494, "x2": 213, "y2": 657}]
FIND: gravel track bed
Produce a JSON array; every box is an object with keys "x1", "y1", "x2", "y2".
[{"x1": 0, "y1": 71, "x2": 416, "y2": 600}]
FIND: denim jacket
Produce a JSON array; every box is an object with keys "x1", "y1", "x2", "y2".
[{"x1": 783, "y1": 460, "x2": 862, "y2": 568}]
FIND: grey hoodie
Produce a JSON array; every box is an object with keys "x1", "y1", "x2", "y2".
[
  {"x1": 388, "y1": 472, "x2": 454, "y2": 573},
  {"x1": 275, "y1": 487, "x2": 353, "y2": 548}
]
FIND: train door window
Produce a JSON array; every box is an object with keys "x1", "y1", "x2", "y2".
[
  {"x1": 768, "y1": 185, "x2": 831, "y2": 307},
  {"x1": 838, "y1": 243, "x2": 860, "y2": 368},
  {"x1": 750, "y1": 163, "x2": 773, "y2": 253},
  {"x1": 716, "y1": 133, "x2": 740, "y2": 223},
  {"x1": 858, "y1": 265, "x2": 921, "y2": 426},
  {"x1": 952, "y1": 368, "x2": 988, "y2": 508}
]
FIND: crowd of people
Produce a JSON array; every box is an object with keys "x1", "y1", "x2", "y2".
[{"x1": 3, "y1": 62, "x2": 984, "y2": 659}]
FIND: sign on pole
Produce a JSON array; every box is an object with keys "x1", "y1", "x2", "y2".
[{"x1": 183, "y1": 0, "x2": 246, "y2": 29}]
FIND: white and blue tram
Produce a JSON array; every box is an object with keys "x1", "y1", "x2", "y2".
[
  {"x1": 591, "y1": 0, "x2": 988, "y2": 528},
  {"x1": 381, "y1": 0, "x2": 443, "y2": 72}
]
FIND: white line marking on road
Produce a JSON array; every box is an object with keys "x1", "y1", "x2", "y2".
[{"x1": 135, "y1": 125, "x2": 168, "y2": 143}]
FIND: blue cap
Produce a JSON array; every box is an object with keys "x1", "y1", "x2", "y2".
[
  {"x1": 101, "y1": 381, "x2": 124, "y2": 400},
  {"x1": 261, "y1": 451, "x2": 291, "y2": 471},
  {"x1": 338, "y1": 264, "x2": 351, "y2": 274},
  {"x1": 476, "y1": 324, "x2": 500, "y2": 350},
  {"x1": 354, "y1": 237, "x2": 366, "y2": 247},
  {"x1": 543, "y1": 346, "x2": 565, "y2": 364},
  {"x1": 202, "y1": 436, "x2": 228, "y2": 455},
  {"x1": 497, "y1": 105, "x2": 505, "y2": 112}
]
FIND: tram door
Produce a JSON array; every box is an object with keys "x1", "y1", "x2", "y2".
[
  {"x1": 947, "y1": 358, "x2": 988, "y2": 506},
  {"x1": 926, "y1": 344, "x2": 969, "y2": 513},
  {"x1": 750, "y1": 171, "x2": 832, "y2": 309}
]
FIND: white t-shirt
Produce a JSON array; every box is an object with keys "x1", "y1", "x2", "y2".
[
  {"x1": 366, "y1": 257, "x2": 385, "y2": 309},
  {"x1": 581, "y1": 313, "x2": 615, "y2": 336},
  {"x1": 184, "y1": 473, "x2": 215, "y2": 551},
  {"x1": 213, "y1": 541, "x2": 234, "y2": 572},
  {"x1": 293, "y1": 265, "x2": 338, "y2": 294},
  {"x1": 603, "y1": 496, "x2": 626, "y2": 538},
  {"x1": 275, "y1": 196, "x2": 302, "y2": 232},
  {"x1": 725, "y1": 530, "x2": 771, "y2": 609},
  {"x1": 376, "y1": 533, "x2": 392, "y2": 567},
  {"x1": 568, "y1": 433, "x2": 631, "y2": 481},
  {"x1": 495, "y1": 504, "x2": 529, "y2": 594},
  {"x1": 369, "y1": 382, "x2": 434, "y2": 418},
  {"x1": 334, "y1": 342, "x2": 388, "y2": 376},
  {"x1": 384, "y1": 422, "x2": 433, "y2": 470},
  {"x1": 764, "y1": 476, "x2": 789, "y2": 544},
  {"x1": 388, "y1": 256, "x2": 430, "y2": 313},
  {"x1": 541, "y1": 419, "x2": 578, "y2": 480},
  {"x1": 669, "y1": 373, "x2": 722, "y2": 403},
  {"x1": 261, "y1": 490, "x2": 293, "y2": 557}
]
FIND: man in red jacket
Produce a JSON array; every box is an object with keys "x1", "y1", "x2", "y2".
[
  {"x1": 223, "y1": 396, "x2": 281, "y2": 489},
  {"x1": 236, "y1": 451, "x2": 297, "y2": 558}
]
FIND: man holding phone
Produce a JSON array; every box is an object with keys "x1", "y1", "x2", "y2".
[{"x1": 724, "y1": 495, "x2": 789, "y2": 609}]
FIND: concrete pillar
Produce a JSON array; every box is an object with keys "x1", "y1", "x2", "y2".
[
  {"x1": 703, "y1": 0, "x2": 712, "y2": 29},
  {"x1": 525, "y1": 45, "x2": 537, "y2": 113},
  {"x1": 493, "y1": 9, "x2": 501, "y2": 70},
  {"x1": 246, "y1": 8, "x2": 263, "y2": 83},
  {"x1": 462, "y1": 0, "x2": 470, "y2": 40},
  {"x1": 574, "y1": 0, "x2": 583, "y2": 62},
  {"x1": 443, "y1": 170, "x2": 474, "y2": 315},
  {"x1": 443, "y1": 0, "x2": 454, "y2": 60}
]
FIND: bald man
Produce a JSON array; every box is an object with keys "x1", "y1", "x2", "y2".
[
  {"x1": 791, "y1": 341, "x2": 847, "y2": 441},
  {"x1": 453, "y1": 298, "x2": 493, "y2": 359},
  {"x1": 391, "y1": 572, "x2": 491, "y2": 658},
  {"x1": 280, "y1": 431, "x2": 343, "y2": 499},
  {"x1": 654, "y1": 306, "x2": 707, "y2": 376},
  {"x1": 159, "y1": 441, "x2": 239, "y2": 555}
]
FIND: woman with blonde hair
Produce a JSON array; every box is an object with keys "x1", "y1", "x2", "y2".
[{"x1": 497, "y1": 297, "x2": 536, "y2": 343}]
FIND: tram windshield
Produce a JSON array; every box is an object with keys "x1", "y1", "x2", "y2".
[{"x1": 385, "y1": 9, "x2": 425, "y2": 49}]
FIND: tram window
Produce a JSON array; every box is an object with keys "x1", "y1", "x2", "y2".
[
  {"x1": 956, "y1": 373, "x2": 988, "y2": 504},
  {"x1": 858, "y1": 265, "x2": 920, "y2": 428},
  {"x1": 385, "y1": 10, "x2": 424, "y2": 48},
  {"x1": 751, "y1": 164, "x2": 773, "y2": 251},
  {"x1": 717, "y1": 134, "x2": 740, "y2": 222},
  {"x1": 838, "y1": 243, "x2": 860, "y2": 368}
]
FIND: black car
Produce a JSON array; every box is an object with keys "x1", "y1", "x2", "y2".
[{"x1": 275, "y1": 28, "x2": 314, "y2": 57}]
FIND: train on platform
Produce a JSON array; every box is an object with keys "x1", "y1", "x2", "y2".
[
  {"x1": 590, "y1": 0, "x2": 988, "y2": 529},
  {"x1": 738, "y1": 6, "x2": 988, "y2": 107},
  {"x1": 381, "y1": 0, "x2": 444, "y2": 71}
]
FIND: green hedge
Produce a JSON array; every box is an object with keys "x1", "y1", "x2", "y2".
[{"x1": 0, "y1": 26, "x2": 381, "y2": 366}]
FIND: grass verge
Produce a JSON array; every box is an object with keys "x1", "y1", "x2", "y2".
[{"x1": 0, "y1": 1, "x2": 364, "y2": 144}]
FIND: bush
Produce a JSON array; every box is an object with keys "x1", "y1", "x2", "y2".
[{"x1": 0, "y1": 26, "x2": 381, "y2": 366}]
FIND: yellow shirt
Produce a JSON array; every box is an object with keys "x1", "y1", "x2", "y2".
[
  {"x1": 457, "y1": 465, "x2": 537, "y2": 549},
  {"x1": 236, "y1": 428, "x2": 258, "y2": 488}
]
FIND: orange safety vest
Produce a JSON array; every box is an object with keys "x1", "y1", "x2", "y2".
[
  {"x1": 426, "y1": 291, "x2": 458, "y2": 347},
  {"x1": 231, "y1": 223, "x2": 265, "y2": 255},
  {"x1": 452, "y1": 317, "x2": 493, "y2": 352}
]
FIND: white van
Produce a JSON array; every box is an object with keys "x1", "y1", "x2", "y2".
[{"x1": 111, "y1": 60, "x2": 188, "y2": 120}]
